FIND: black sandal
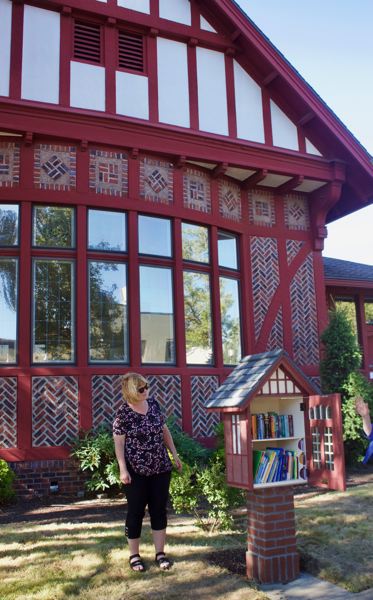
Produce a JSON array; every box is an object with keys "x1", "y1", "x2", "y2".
[
  {"x1": 155, "y1": 552, "x2": 172, "y2": 570},
  {"x1": 129, "y1": 554, "x2": 145, "y2": 572}
]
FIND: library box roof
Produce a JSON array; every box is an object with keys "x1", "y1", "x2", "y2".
[{"x1": 204, "y1": 349, "x2": 319, "y2": 412}]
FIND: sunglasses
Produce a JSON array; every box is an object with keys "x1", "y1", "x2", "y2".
[{"x1": 137, "y1": 383, "x2": 149, "y2": 393}]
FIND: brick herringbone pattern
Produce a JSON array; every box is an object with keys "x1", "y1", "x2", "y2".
[
  {"x1": 286, "y1": 240, "x2": 304, "y2": 265},
  {"x1": 218, "y1": 180, "x2": 242, "y2": 221},
  {"x1": 191, "y1": 376, "x2": 219, "y2": 437},
  {"x1": 32, "y1": 377, "x2": 79, "y2": 447},
  {"x1": 92, "y1": 375, "x2": 123, "y2": 429},
  {"x1": 250, "y1": 237, "x2": 280, "y2": 341},
  {"x1": 266, "y1": 307, "x2": 284, "y2": 351},
  {"x1": 290, "y1": 253, "x2": 320, "y2": 365},
  {"x1": 0, "y1": 377, "x2": 17, "y2": 447},
  {"x1": 147, "y1": 375, "x2": 182, "y2": 424}
]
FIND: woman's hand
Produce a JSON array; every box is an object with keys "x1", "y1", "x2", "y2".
[
  {"x1": 173, "y1": 454, "x2": 182, "y2": 472},
  {"x1": 355, "y1": 396, "x2": 370, "y2": 417},
  {"x1": 120, "y1": 468, "x2": 131, "y2": 485}
]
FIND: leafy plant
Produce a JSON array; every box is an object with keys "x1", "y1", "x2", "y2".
[
  {"x1": 167, "y1": 416, "x2": 211, "y2": 466},
  {"x1": 342, "y1": 371, "x2": 373, "y2": 464},
  {"x1": 0, "y1": 459, "x2": 16, "y2": 505},
  {"x1": 71, "y1": 426, "x2": 120, "y2": 492}
]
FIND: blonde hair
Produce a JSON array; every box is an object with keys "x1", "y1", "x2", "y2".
[{"x1": 121, "y1": 372, "x2": 148, "y2": 404}]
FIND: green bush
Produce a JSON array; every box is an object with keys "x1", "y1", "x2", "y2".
[
  {"x1": 71, "y1": 426, "x2": 120, "y2": 492},
  {"x1": 0, "y1": 459, "x2": 16, "y2": 505},
  {"x1": 342, "y1": 372, "x2": 373, "y2": 465},
  {"x1": 167, "y1": 417, "x2": 211, "y2": 466}
]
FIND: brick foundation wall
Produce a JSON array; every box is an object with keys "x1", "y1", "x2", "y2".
[
  {"x1": 246, "y1": 486, "x2": 299, "y2": 584},
  {"x1": 10, "y1": 459, "x2": 87, "y2": 500}
]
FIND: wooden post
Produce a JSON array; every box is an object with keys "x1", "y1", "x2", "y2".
[{"x1": 246, "y1": 487, "x2": 299, "y2": 583}]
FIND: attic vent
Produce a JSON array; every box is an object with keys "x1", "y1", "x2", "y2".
[
  {"x1": 74, "y1": 21, "x2": 101, "y2": 63},
  {"x1": 118, "y1": 31, "x2": 144, "y2": 72}
]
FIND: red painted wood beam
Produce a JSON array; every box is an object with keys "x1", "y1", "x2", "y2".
[
  {"x1": 277, "y1": 175, "x2": 304, "y2": 194},
  {"x1": 242, "y1": 169, "x2": 268, "y2": 189}
]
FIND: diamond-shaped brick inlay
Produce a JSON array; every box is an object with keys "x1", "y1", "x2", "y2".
[
  {"x1": 191, "y1": 376, "x2": 219, "y2": 438},
  {"x1": 92, "y1": 375, "x2": 123, "y2": 429},
  {"x1": 89, "y1": 149, "x2": 128, "y2": 196},
  {"x1": 290, "y1": 253, "x2": 320, "y2": 365},
  {"x1": 248, "y1": 190, "x2": 275, "y2": 227},
  {"x1": 219, "y1": 181, "x2": 242, "y2": 222},
  {"x1": 266, "y1": 307, "x2": 284, "y2": 352},
  {"x1": 285, "y1": 194, "x2": 310, "y2": 231},
  {"x1": 140, "y1": 156, "x2": 174, "y2": 204},
  {"x1": 34, "y1": 145, "x2": 76, "y2": 191},
  {"x1": 183, "y1": 168, "x2": 211, "y2": 213},
  {"x1": 32, "y1": 376, "x2": 79, "y2": 446},
  {"x1": 0, "y1": 143, "x2": 20, "y2": 188},
  {"x1": 286, "y1": 240, "x2": 304, "y2": 265},
  {"x1": 250, "y1": 237, "x2": 280, "y2": 342},
  {"x1": 0, "y1": 377, "x2": 17, "y2": 448},
  {"x1": 147, "y1": 375, "x2": 182, "y2": 425}
]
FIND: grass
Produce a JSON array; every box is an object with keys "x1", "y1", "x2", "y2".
[
  {"x1": 295, "y1": 483, "x2": 373, "y2": 593},
  {"x1": 0, "y1": 502, "x2": 266, "y2": 600}
]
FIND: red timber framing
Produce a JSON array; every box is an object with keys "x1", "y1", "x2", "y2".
[{"x1": 0, "y1": 0, "x2": 372, "y2": 473}]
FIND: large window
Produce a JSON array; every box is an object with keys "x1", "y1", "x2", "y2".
[
  {"x1": 33, "y1": 260, "x2": 75, "y2": 363},
  {"x1": 184, "y1": 271, "x2": 213, "y2": 365},
  {"x1": 0, "y1": 204, "x2": 19, "y2": 246},
  {"x1": 140, "y1": 266, "x2": 175, "y2": 363},
  {"x1": 220, "y1": 277, "x2": 241, "y2": 365},
  {"x1": 88, "y1": 209, "x2": 126, "y2": 252},
  {"x1": 33, "y1": 206, "x2": 75, "y2": 248},
  {"x1": 0, "y1": 258, "x2": 18, "y2": 363},
  {"x1": 89, "y1": 261, "x2": 128, "y2": 362}
]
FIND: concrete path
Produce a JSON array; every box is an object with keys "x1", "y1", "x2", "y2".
[{"x1": 260, "y1": 573, "x2": 373, "y2": 600}]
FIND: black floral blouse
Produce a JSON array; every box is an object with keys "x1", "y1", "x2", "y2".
[{"x1": 112, "y1": 397, "x2": 172, "y2": 476}]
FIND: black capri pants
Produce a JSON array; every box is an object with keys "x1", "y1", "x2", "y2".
[{"x1": 123, "y1": 464, "x2": 172, "y2": 539}]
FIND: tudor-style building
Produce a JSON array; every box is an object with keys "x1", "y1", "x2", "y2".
[{"x1": 0, "y1": 0, "x2": 372, "y2": 496}]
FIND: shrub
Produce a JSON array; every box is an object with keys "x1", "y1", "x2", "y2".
[
  {"x1": 71, "y1": 426, "x2": 120, "y2": 492},
  {"x1": 167, "y1": 417, "x2": 211, "y2": 466},
  {"x1": 342, "y1": 372, "x2": 373, "y2": 465},
  {"x1": 0, "y1": 459, "x2": 16, "y2": 505}
]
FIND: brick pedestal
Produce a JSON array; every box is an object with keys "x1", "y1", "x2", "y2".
[{"x1": 246, "y1": 486, "x2": 299, "y2": 584}]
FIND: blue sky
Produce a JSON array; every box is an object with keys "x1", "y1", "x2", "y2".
[{"x1": 237, "y1": 0, "x2": 373, "y2": 265}]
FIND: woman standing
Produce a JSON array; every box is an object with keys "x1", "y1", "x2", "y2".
[{"x1": 113, "y1": 372, "x2": 182, "y2": 572}]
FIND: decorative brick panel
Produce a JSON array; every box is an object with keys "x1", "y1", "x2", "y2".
[
  {"x1": 92, "y1": 374, "x2": 123, "y2": 429},
  {"x1": 191, "y1": 376, "x2": 220, "y2": 437},
  {"x1": 0, "y1": 143, "x2": 20, "y2": 188},
  {"x1": 286, "y1": 239, "x2": 304, "y2": 264},
  {"x1": 140, "y1": 156, "x2": 174, "y2": 204},
  {"x1": 89, "y1": 148, "x2": 128, "y2": 196},
  {"x1": 32, "y1": 376, "x2": 79, "y2": 447},
  {"x1": 34, "y1": 144, "x2": 76, "y2": 191},
  {"x1": 0, "y1": 377, "x2": 17, "y2": 448},
  {"x1": 11, "y1": 459, "x2": 86, "y2": 499},
  {"x1": 266, "y1": 307, "x2": 283, "y2": 352},
  {"x1": 290, "y1": 253, "x2": 320, "y2": 365},
  {"x1": 218, "y1": 180, "x2": 242, "y2": 222},
  {"x1": 284, "y1": 194, "x2": 310, "y2": 231},
  {"x1": 147, "y1": 375, "x2": 182, "y2": 425},
  {"x1": 248, "y1": 190, "x2": 275, "y2": 227},
  {"x1": 250, "y1": 237, "x2": 280, "y2": 342},
  {"x1": 246, "y1": 487, "x2": 299, "y2": 583},
  {"x1": 183, "y1": 168, "x2": 211, "y2": 213}
]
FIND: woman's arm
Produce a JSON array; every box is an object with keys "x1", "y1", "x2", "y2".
[
  {"x1": 355, "y1": 397, "x2": 373, "y2": 437},
  {"x1": 163, "y1": 425, "x2": 182, "y2": 471},
  {"x1": 113, "y1": 434, "x2": 131, "y2": 484}
]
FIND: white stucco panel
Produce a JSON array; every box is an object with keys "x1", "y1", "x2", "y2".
[
  {"x1": 305, "y1": 138, "x2": 322, "y2": 156},
  {"x1": 157, "y1": 38, "x2": 190, "y2": 128},
  {"x1": 159, "y1": 0, "x2": 191, "y2": 25},
  {"x1": 116, "y1": 71, "x2": 149, "y2": 120},
  {"x1": 234, "y1": 60, "x2": 264, "y2": 143},
  {"x1": 117, "y1": 0, "x2": 150, "y2": 13},
  {"x1": 21, "y1": 5, "x2": 60, "y2": 104},
  {"x1": 197, "y1": 47, "x2": 228, "y2": 136},
  {"x1": 200, "y1": 15, "x2": 217, "y2": 33},
  {"x1": 70, "y1": 62, "x2": 105, "y2": 112},
  {"x1": 270, "y1": 100, "x2": 299, "y2": 151},
  {"x1": 0, "y1": 0, "x2": 12, "y2": 97}
]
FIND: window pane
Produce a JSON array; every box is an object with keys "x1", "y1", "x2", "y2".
[
  {"x1": 220, "y1": 277, "x2": 241, "y2": 365},
  {"x1": 183, "y1": 271, "x2": 213, "y2": 364},
  {"x1": 0, "y1": 258, "x2": 18, "y2": 363},
  {"x1": 33, "y1": 260, "x2": 74, "y2": 362},
  {"x1": 88, "y1": 209, "x2": 126, "y2": 252},
  {"x1": 33, "y1": 206, "x2": 75, "y2": 248},
  {"x1": 140, "y1": 266, "x2": 175, "y2": 363},
  {"x1": 365, "y1": 300, "x2": 373, "y2": 325},
  {"x1": 182, "y1": 223, "x2": 209, "y2": 263},
  {"x1": 218, "y1": 231, "x2": 238, "y2": 269},
  {"x1": 138, "y1": 215, "x2": 172, "y2": 257},
  {"x1": 0, "y1": 204, "x2": 19, "y2": 246},
  {"x1": 89, "y1": 261, "x2": 128, "y2": 362}
]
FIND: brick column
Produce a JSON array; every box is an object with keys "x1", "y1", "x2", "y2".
[{"x1": 246, "y1": 487, "x2": 299, "y2": 584}]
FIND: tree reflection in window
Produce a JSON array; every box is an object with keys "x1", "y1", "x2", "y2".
[
  {"x1": 89, "y1": 261, "x2": 128, "y2": 362},
  {"x1": 183, "y1": 271, "x2": 213, "y2": 364},
  {"x1": 182, "y1": 223, "x2": 209, "y2": 263},
  {"x1": 0, "y1": 205, "x2": 19, "y2": 246},
  {"x1": 33, "y1": 206, "x2": 75, "y2": 248},
  {"x1": 0, "y1": 258, "x2": 18, "y2": 363},
  {"x1": 220, "y1": 277, "x2": 241, "y2": 364},
  {"x1": 33, "y1": 260, "x2": 74, "y2": 362}
]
